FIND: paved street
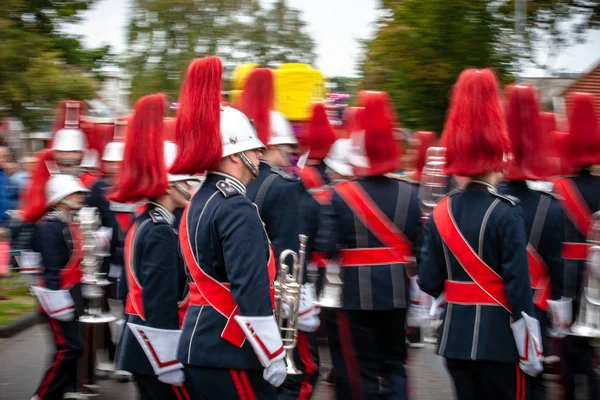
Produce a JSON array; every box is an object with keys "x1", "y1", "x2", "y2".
[{"x1": 0, "y1": 323, "x2": 455, "y2": 400}]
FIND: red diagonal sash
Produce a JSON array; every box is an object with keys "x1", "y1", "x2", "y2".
[
  {"x1": 554, "y1": 178, "x2": 593, "y2": 260},
  {"x1": 296, "y1": 166, "x2": 331, "y2": 205},
  {"x1": 335, "y1": 181, "x2": 414, "y2": 264},
  {"x1": 433, "y1": 197, "x2": 511, "y2": 312},
  {"x1": 527, "y1": 245, "x2": 551, "y2": 311},
  {"x1": 554, "y1": 178, "x2": 592, "y2": 237},
  {"x1": 59, "y1": 222, "x2": 83, "y2": 289},
  {"x1": 124, "y1": 221, "x2": 145, "y2": 320},
  {"x1": 179, "y1": 205, "x2": 246, "y2": 348}
]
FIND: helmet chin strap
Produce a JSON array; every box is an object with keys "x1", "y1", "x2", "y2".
[
  {"x1": 170, "y1": 182, "x2": 192, "y2": 201},
  {"x1": 238, "y1": 151, "x2": 259, "y2": 177}
]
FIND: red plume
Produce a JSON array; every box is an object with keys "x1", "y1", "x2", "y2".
[
  {"x1": 236, "y1": 68, "x2": 274, "y2": 145},
  {"x1": 306, "y1": 103, "x2": 336, "y2": 160},
  {"x1": 20, "y1": 149, "x2": 56, "y2": 222},
  {"x1": 170, "y1": 56, "x2": 223, "y2": 174},
  {"x1": 442, "y1": 69, "x2": 510, "y2": 177},
  {"x1": 566, "y1": 92, "x2": 600, "y2": 169},
  {"x1": 415, "y1": 131, "x2": 437, "y2": 180},
  {"x1": 504, "y1": 84, "x2": 547, "y2": 180},
  {"x1": 110, "y1": 93, "x2": 167, "y2": 203},
  {"x1": 358, "y1": 91, "x2": 399, "y2": 176},
  {"x1": 551, "y1": 130, "x2": 571, "y2": 177},
  {"x1": 540, "y1": 112, "x2": 556, "y2": 138}
]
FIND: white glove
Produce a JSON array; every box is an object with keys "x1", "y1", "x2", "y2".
[
  {"x1": 263, "y1": 359, "x2": 287, "y2": 387},
  {"x1": 297, "y1": 283, "x2": 320, "y2": 332},
  {"x1": 158, "y1": 369, "x2": 185, "y2": 386},
  {"x1": 512, "y1": 312, "x2": 544, "y2": 377},
  {"x1": 92, "y1": 227, "x2": 113, "y2": 257}
]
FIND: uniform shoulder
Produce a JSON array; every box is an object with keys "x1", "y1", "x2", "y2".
[
  {"x1": 269, "y1": 166, "x2": 296, "y2": 181},
  {"x1": 216, "y1": 179, "x2": 244, "y2": 198},
  {"x1": 490, "y1": 191, "x2": 519, "y2": 207}
]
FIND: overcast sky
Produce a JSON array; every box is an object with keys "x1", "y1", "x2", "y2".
[{"x1": 64, "y1": 0, "x2": 599, "y2": 78}]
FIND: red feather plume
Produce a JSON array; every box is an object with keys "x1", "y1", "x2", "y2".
[
  {"x1": 358, "y1": 91, "x2": 399, "y2": 176},
  {"x1": 236, "y1": 68, "x2": 274, "y2": 145},
  {"x1": 20, "y1": 149, "x2": 56, "y2": 222},
  {"x1": 306, "y1": 103, "x2": 336, "y2": 160},
  {"x1": 566, "y1": 92, "x2": 600, "y2": 169},
  {"x1": 170, "y1": 56, "x2": 223, "y2": 174},
  {"x1": 110, "y1": 93, "x2": 168, "y2": 203},
  {"x1": 504, "y1": 84, "x2": 547, "y2": 180},
  {"x1": 442, "y1": 68, "x2": 510, "y2": 177}
]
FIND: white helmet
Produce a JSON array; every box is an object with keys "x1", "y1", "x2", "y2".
[
  {"x1": 347, "y1": 130, "x2": 369, "y2": 170},
  {"x1": 268, "y1": 111, "x2": 298, "y2": 146},
  {"x1": 46, "y1": 174, "x2": 89, "y2": 207},
  {"x1": 324, "y1": 139, "x2": 354, "y2": 177},
  {"x1": 52, "y1": 128, "x2": 86, "y2": 152},
  {"x1": 164, "y1": 141, "x2": 202, "y2": 183},
  {"x1": 80, "y1": 149, "x2": 99, "y2": 169},
  {"x1": 221, "y1": 106, "x2": 265, "y2": 158},
  {"x1": 102, "y1": 141, "x2": 125, "y2": 162}
]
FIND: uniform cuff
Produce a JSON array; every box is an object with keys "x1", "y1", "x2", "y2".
[
  {"x1": 127, "y1": 323, "x2": 183, "y2": 376},
  {"x1": 234, "y1": 314, "x2": 285, "y2": 367},
  {"x1": 30, "y1": 286, "x2": 75, "y2": 319}
]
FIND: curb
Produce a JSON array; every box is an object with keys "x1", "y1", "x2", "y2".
[{"x1": 0, "y1": 311, "x2": 42, "y2": 338}]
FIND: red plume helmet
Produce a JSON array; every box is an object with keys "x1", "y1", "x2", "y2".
[
  {"x1": 415, "y1": 131, "x2": 437, "y2": 180},
  {"x1": 442, "y1": 68, "x2": 510, "y2": 177},
  {"x1": 566, "y1": 92, "x2": 600, "y2": 169},
  {"x1": 236, "y1": 68, "x2": 275, "y2": 145},
  {"x1": 306, "y1": 103, "x2": 336, "y2": 160},
  {"x1": 504, "y1": 84, "x2": 547, "y2": 180},
  {"x1": 50, "y1": 100, "x2": 87, "y2": 135},
  {"x1": 551, "y1": 130, "x2": 571, "y2": 177},
  {"x1": 20, "y1": 149, "x2": 56, "y2": 222},
  {"x1": 357, "y1": 91, "x2": 399, "y2": 176},
  {"x1": 110, "y1": 93, "x2": 168, "y2": 203},
  {"x1": 170, "y1": 56, "x2": 223, "y2": 174},
  {"x1": 540, "y1": 112, "x2": 556, "y2": 138}
]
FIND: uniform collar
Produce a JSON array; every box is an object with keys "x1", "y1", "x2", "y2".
[
  {"x1": 468, "y1": 180, "x2": 497, "y2": 193},
  {"x1": 208, "y1": 171, "x2": 246, "y2": 195},
  {"x1": 147, "y1": 201, "x2": 175, "y2": 225}
]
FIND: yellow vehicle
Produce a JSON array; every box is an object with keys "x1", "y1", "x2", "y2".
[{"x1": 229, "y1": 63, "x2": 326, "y2": 122}]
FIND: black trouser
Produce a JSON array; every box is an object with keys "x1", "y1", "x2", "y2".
[
  {"x1": 134, "y1": 373, "x2": 188, "y2": 400},
  {"x1": 184, "y1": 366, "x2": 277, "y2": 400},
  {"x1": 278, "y1": 331, "x2": 320, "y2": 399},
  {"x1": 331, "y1": 309, "x2": 408, "y2": 400},
  {"x1": 445, "y1": 358, "x2": 530, "y2": 400},
  {"x1": 34, "y1": 318, "x2": 82, "y2": 400},
  {"x1": 563, "y1": 335, "x2": 599, "y2": 400}
]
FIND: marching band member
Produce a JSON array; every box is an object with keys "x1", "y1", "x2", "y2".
[
  {"x1": 419, "y1": 69, "x2": 542, "y2": 400},
  {"x1": 553, "y1": 92, "x2": 600, "y2": 400},
  {"x1": 171, "y1": 56, "x2": 286, "y2": 399},
  {"x1": 49, "y1": 101, "x2": 89, "y2": 176},
  {"x1": 111, "y1": 94, "x2": 192, "y2": 400},
  {"x1": 239, "y1": 68, "x2": 320, "y2": 399},
  {"x1": 325, "y1": 90, "x2": 423, "y2": 399},
  {"x1": 500, "y1": 84, "x2": 565, "y2": 400},
  {"x1": 26, "y1": 170, "x2": 89, "y2": 400}
]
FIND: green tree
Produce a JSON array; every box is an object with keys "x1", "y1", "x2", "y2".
[
  {"x1": 0, "y1": 0, "x2": 109, "y2": 129},
  {"x1": 361, "y1": 0, "x2": 514, "y2": 133},
  {"x1": 125, "y1": 0, "x2": 316, "y2": 102}
]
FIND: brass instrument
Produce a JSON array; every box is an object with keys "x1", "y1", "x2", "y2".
[
  {"x1": 275, "y1": 234, "x2": 308, "y2": 375},
  {"x1": 570, "y1": 211, "x2": 600, "y2": 337},
  {"x1": 314, "y1": 263, "x2": 343, "y2": 309},
  {"x1": 416, "y1": 147, "x2": 447, "y2": 345},
  {"x1": 77, "y1": 207, "x2": 115, "y2": 324},
  {"x1": 417, "y1": 147, "x2": 447, "y2": 221}
]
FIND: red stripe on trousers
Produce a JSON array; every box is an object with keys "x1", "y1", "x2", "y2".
[
  {"x1": 238, "y1": 371, "x2": 257, "y2": 400},
  {"x1": 172, "y1": 385, "x2": 183, "y2": 400},
  {"x1": 230, "y1": 370, "x2": 247, "y2": 400},
  {"x1": 171, "y1": 385, "x2": 191, "y2": 400},
  {"x1": 337, "y1": 311, "x2": 364, "y2": 400},
  {"x1": 37, "y1": 319, "x2": 67, "y2": 398},
  {"x1": 297, "y1": 332, "x2": 318, "y2": 399}
]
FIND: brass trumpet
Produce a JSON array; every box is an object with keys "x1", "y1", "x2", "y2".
[{"x1": 274, "y1": 234, "x2": 308, "y2": 375}]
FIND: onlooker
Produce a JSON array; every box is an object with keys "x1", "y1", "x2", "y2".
[
  {"x1": 0, "y1": 146, "x2": 10, "y2": 225},
  {"x1": 10, "y1": 155, "x2": 36, "y2": 192}
]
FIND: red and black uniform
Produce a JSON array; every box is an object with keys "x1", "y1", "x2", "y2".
[{"x1": 32, "y1": 210, "x2": 84, "y2": 400}]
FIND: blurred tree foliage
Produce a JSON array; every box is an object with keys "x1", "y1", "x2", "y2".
[
  {"x1": 125, "y1": 0, "x2": 316, "y2": 102},
  {"x1": 361, "y1": 0, "x2": 514, "y2": 133},
  {"x1": 0, "y1": 0, "x2": 111, "y2": 129},
  {"x1": 361, "y1": 0, "x2": 599, "y2": 133}
]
